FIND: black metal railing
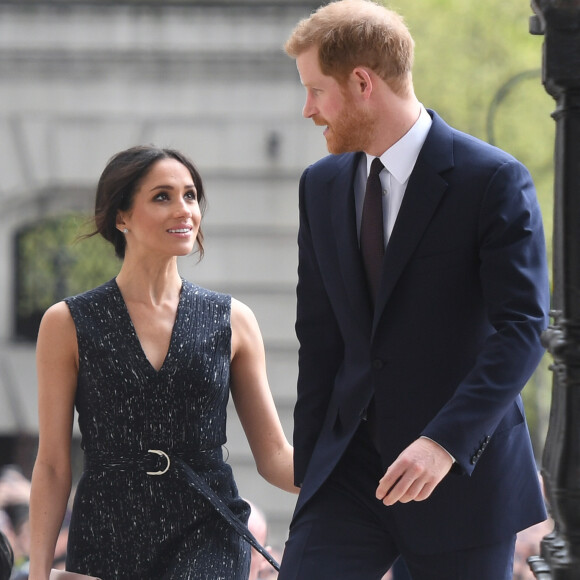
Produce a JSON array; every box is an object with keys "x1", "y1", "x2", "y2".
[{"x1": 529, "y1": 2, "x2": 580, "y2": 578}]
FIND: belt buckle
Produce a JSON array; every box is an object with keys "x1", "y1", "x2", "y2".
[{"x1": 146, "y1": 449, "x2": 171, "y2": 475}]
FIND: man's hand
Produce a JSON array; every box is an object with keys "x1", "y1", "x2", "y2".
[{"x1": 376, "y1": 437, "x2": 453, "y2": 506}]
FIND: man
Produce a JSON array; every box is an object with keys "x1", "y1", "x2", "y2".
[{"x1": 278, "y1": 1, "x2": 550, "y2": 579}]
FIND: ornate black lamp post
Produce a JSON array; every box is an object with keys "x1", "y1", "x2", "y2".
[{"x1": 528, "y1": 1, "x2": 580, "y2": 579}]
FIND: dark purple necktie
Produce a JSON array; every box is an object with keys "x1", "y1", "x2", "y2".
[{"x1": 360, "y1": 157, "x2": 385, "y2": 304}]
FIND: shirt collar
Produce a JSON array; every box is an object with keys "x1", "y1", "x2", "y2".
[{"x1": 366, "y1": 105, "x2": 432, "y2": 184}]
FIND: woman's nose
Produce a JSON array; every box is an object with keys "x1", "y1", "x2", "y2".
[{"x1": 175, "y1": 199, "x2": 192, "y2": 217}]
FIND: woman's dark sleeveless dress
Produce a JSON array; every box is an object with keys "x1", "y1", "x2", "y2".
[{"x1": 64, "y1": 278, "x2": 251, "y2": 580}]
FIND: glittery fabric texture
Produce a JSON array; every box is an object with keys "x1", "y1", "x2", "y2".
[{"x1": 64, "y1": 279, "x2": 251, "y2": 580}]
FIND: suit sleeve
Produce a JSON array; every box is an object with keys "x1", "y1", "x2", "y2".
[
  {"x1": 421, "y1": 159, "x2": 550, "y2": 475},
  {"x1": 293, "y1": 168, "x2": 344, "y2": 486}
]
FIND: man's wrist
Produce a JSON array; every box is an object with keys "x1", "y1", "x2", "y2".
[{"x1": 420, "y1": 435, "x2": 456, "y2": 463}]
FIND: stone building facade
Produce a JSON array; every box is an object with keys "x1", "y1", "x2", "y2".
[{"x1": 0, "y1": 0, "x2": 325, "y2": 548}]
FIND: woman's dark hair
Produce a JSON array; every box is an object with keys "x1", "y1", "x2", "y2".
[
  {"x1": 88, "y1": 145, "x2": 207, "y2": 259},
  {"x1": 0, "y1": 530, "x2": 13, "y2": 580}
]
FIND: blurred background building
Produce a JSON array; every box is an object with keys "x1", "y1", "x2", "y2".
[{"x1": 0, "y1": 0, "x2": 325, "y2": 549}]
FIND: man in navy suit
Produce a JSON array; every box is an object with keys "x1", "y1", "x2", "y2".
[{"x1": 278, "y1": 1, "x2": 550, "y2": 579}]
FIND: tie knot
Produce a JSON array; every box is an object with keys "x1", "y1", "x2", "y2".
[{"x1": 369, "y1": 157, "x2": 384, "y2": 177}]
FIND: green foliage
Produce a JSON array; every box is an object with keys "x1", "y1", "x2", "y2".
[{"x1": 16, "y1": 213, "x2": 119, "y2": 325}]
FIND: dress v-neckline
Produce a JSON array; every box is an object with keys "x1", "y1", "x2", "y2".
[{"x1": 112, "y1": 278, "x2": 184, "y2": 374}]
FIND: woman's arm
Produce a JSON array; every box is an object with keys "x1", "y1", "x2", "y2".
[
  {"x1": 28, "y1": 302, "x2": 79, "y2": 580},
  {"x1": 230, "y1": 298, "x2": 298, "y2": 494}
]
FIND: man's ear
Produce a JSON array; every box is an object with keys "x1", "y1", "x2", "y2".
[{"x1": 351, "y1": 67, "x2": 373, "y2": 99}]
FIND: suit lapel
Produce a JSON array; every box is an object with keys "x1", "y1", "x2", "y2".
[
  {"x1": 330, "y1": 153, "x2": 373, "y2": 334},
  {"x1": 372, "y1": 113, "x2": 454, "y2": 336}
]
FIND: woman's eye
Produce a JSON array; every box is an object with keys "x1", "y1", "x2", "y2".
[
  {"x1": 154, "y1": 192, "x2": 170, "y2": 201},
  {"x1": 185, "y1": 190, "x2": 197, "y2": 201}
]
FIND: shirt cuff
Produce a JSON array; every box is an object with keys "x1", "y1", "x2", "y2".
[{"x1": 420, "y1": 436, "x2": 456, "y2": 463}]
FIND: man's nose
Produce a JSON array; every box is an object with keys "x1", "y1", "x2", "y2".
[{"x1": 303, "y1": 95, "x2": 316, "y2": 118}]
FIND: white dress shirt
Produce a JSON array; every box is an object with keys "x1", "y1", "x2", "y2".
[{"x1": 355, "y1": 105, "x2": 432, "y2": 247}]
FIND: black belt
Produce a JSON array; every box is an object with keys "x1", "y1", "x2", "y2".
[{"x1": 84, "y1": 449, "x2": 280, "y2": 572}]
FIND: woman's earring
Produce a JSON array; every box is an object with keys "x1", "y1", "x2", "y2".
[{"x1": 122, "y1": 228, "x2": 128, "y2": 234}]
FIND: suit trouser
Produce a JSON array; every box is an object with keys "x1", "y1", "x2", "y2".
[{"x1": 277, "y1": 423, "x2": 516, "y2": 580}]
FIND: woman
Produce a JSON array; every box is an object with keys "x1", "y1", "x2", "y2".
[{"x1": 28, "y1": 146, "x2": 297, "y2": 580}]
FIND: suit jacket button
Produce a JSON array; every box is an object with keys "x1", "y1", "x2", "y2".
[{"x1": 372, "y1": 359, "x2": 384, "y2": 370}]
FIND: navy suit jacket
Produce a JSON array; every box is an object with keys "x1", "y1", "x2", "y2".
[{"x1": 292, "y1": 110, "x2": 550, "y2": 553}]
